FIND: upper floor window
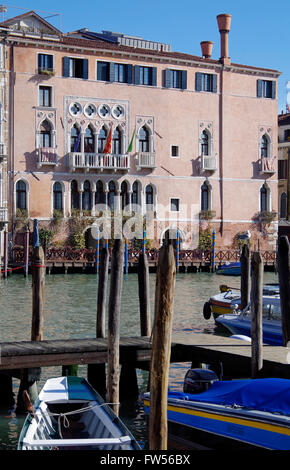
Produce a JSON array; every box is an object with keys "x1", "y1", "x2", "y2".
[
  {"x1": 201, "y1": 130, "x2": 209, "y2": 156},
  {"x1": 260, "y1": 135, "x2": 268, "y2": 158},
  {"x1": 98, "y1": 126, "x2": 108, "y2": 153},
  {"x1": 278, "y1": 160, "x2": 288, "y2": 179},
  {"x1": 39, "y1": 120, "x2": 52, "y2": 147},
  {"x1": 97, "y1": 61, "x2": 111, "y2": 81},
  {"x1": 114, "y1": 63, "x2": 133, "y2": 84},
  {"x1": 38, "y1": 54, "x2": 53, "y2": 73},
  {"x1": 71, "y1": 180, "x2": 79, "y2": 210},
  {"x1": 195, "y1": 73, "x2": 217, "y2": 93},
  {"x1": 63, "y1": 57, "x2": 88, "y2": 79},
  {"x1": 84, "y1": 126, "x2": 94, "y2": 153},
  {"x1": 82, "y1": 180, "x2": 92, "y2": 211},
  {"x1": 134, "y1": 66, "x2": 157, "y2": 86},
  {"x1": 121, "y1": 181, "x2": 129, "y2": 210},
  {"x1": 164, "y1": 69, "x2": 187, "y2": 89},
  {"x1": 16, "y1": 180, "x2": 27, "y2": 210},
  {"x1": 39, "y1": 86, "x2": 52, "y2": 107},
  {"x1": 257, "y1": 80, "x2": 276, "y2": 99},
  {"x1": 171, "y1": 145, "x2": 179, "y2": 158},
  {"x1": 108, "y1": 181, "x2": 116, "y2": 210},
  {"x1": 201, "y1": 181, "x2": 211, "y2": 211},
  {"x1": 139, "y1": 126, "x2": 150, "y2": 152},
  {"x1": 96, "y1": 180, "x2": 105, "y2": 205},
  {"x1": 71, "y1": 124, "x2": 81, "y2": 152},
  {"x1": 145, "y1": 185, "x2": 154, "y2": 208},
  {"x1": 260, "y1": 183, "x2": 270, "y2": 212},
  {"x1": 170, "y1": 198, "x2": 179, "y2": 212},
  {"x1": 112, "y1": 128, "x2": 121, "y2": 154}
]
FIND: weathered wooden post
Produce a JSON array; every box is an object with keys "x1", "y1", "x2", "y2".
[
  {"x1": 176, "y1": 229, "x2": 180, "y2": 272},
  {"x1": 3, "y1": 229, "x2": 8, "y2": 278},
  {"x1": 124, "y1": 238, "x2": 128, "y2": 278},
  {"x1": 149, "y1": 244, "x2": 176, "y2": 450},
  {"x1": 17, "y1": 219, "x2": 44, "y2": 411},
  {"x1": 240, "y1": 244, "x2": 250, "y2": 309},
  {"x1": 138, "y1": 252, "x2": 151, "y2": 337},
  {"x1": 277, "y1": 236, "x2": 290, "y2": 346},
  {"x1": 88, "y1": 242, "x2": 109, "y2": 397},
  {"x1": 211, "y1": 229, "x2": 216, "y2": 273},
  {"x1": 107, "y1": 238, "x2": 124, "y2": 415},
  {"x1": 250, "y1": 251, "x2": 263, "y2": 378},
  {"x1": 23, "y1": 229, "x2": 30, "y2": 277}
]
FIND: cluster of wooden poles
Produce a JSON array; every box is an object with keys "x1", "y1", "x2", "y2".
[
  {"x1": 5, "y1": 219, "x2": 177, "y2": 450},
  {"x1": 240, "y1": 236, "x2": 290, "y2": 378}
]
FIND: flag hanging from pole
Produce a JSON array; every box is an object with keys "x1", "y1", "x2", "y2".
[
  {"x1": 126, "y1": 129, "x2": 135, "y2": 153},
  {"x1": 103, "y1": 127, "x2": 113, "y2": 154},
  {"x1": 74, "y1": 130, "x2": 81, "y2": 152}
]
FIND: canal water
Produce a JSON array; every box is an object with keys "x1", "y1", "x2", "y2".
[{"x1": 0, "y1": 270, "x2": 277, "y2": 449}]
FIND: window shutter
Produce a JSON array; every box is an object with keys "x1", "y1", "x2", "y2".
[
  {"x1": 181, "y1": 70, "x2": 187, "y2": 90},
  {"x1": 151, "y1": 67, "x2": 157, "y2": 86},
  {"x1": 134, "y1": 65, "x2": 141, "y2": 85},
  {"x1": 257, "y1": 79, "x2": 263, "y2": 98},
  {"x1": 212, "y1": 74, "x2": 217, "y2": 93},
  {"x1": 82, "y1": 59, "x2": 88, "y2": 79},
  {"x1": 127, "y1": 64, "x2": 133, "y2": 84},
  {"x1": 63, "y1": 57, "x2": 70, "y2": 77},
  {"x1": 109, "y1": 62, "x2": 115, "y2": 82},
  {"x1": 195, "y1": 72, "x2": 202, "y2": 91},
  {"x1": 164, "y1": 69, "x2": 172, "y2": 88},
  {"x1": 271, "y1": 81, "x2": 276, "y2": 99}
]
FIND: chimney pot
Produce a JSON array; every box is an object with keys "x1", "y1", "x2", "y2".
[
  {"x1": 200, "y1": 41, "x2": 213, "y2": 59},
  {"x1": 217, "y1": 13, "x2": 232, "y2": 63}
]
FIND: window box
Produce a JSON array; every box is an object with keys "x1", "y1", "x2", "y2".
[
  {"x1": 38, "y1": 68, "x2": 55, "y2": 77},
  {"x1": 256, "y1": 210, "x2": 277, "y2": 224}
]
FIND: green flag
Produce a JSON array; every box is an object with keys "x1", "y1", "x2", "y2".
[{"x1": 127, "y1": 129, "x2": 135, "y2": 153}]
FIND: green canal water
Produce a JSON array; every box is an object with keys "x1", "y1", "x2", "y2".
[{"x1": 0, "y1": 270, "x2": 277, "y2": 450}]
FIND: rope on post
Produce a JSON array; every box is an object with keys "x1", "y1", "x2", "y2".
[{"x1": 211, "y1": 229, "x2": 216, "y2": 273}]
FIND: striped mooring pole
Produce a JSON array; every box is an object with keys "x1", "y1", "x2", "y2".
[
  {"x1": 95, "y1": 230, "x2": 100, "y2": 273},
  {"x1": 211, "y1": 229, "x2": 216, "y2": 273},
  {"x1": 33, "y1": 219, "x2": 39, "y2": 248},
  {"x1": 124, "y1": 238, "x2": 128, "y2": 279},
  {"x1": 142, "y1": 228, "x2": 146, "y2": 254},
  {"x1": 176, "y1": 229, "x2": 180, "y2": 270}
]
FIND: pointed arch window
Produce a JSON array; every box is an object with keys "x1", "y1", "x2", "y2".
[
  {"x1": 16, "y1": 180, "x2": 27, "y2": 210},
  {"x1": 201, "y1": 181, "x2": 211, "y2": 211},
  {"x1": 40, "y1": 119, "x2": 52, "y2": 147},
  {"x1": 71, "y1": 124, "x2": 81, "y2": 152},
  {"x1": 131, "y1": 181, "x2": 139, "y2": 206},
  {"x1": 260, "y1": 135, "x2": 268, "y2": 158},
  {"x1": 112, "y1": 127, "x2": 121, "y2": 154},
  {"x1": 260, "y1": 183, "x2": 269, "y2": 212},
  {"x1": 98, "y1": 126, "x2": 108, "y2": 153},
  {"x1": 82, "y1": 180, "x2": 92, "y2": 211},
  {"x1": 108, "y1": 181, "x2": 116, "y2": 210},
  {"x1": 145, "y1": 184, "x2": 154, "y2": 210},
  {"x1": 71, "y1": 180, "x2": 79, "y2": 210},
  {"x1": 53, "y1": 182, "x2": 63, "y2": 212},
  {"x1": 84, "y1": 126, "x2": 94, "y2": 153},
  {"x1": 139, "y1": 126, "x2": 150, "y2": 152},
  {"x1": 95, "y1": 180, "x2": 105, "y2": 205},
  {"x1": 121, "y1": 181, "x2": 129, "y2": 210},
  {"x1": 201, "y1": 130, "x2": 209, "y2": 156}
]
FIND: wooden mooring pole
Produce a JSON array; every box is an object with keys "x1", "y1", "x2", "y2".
[
  {"x1": 149, "y1": 244, "x2": 176, "y2": 450},
  {"x1": 24, "y1": 229, "x2": 30, "y2": 277},
  {"x1": 240, "y1": 244, "x2": 250, "y2": 309},
  {"x1": 138, "y1": 252, "x2": 151, "y2": 337},
  {"x1": 277, "y1": 235, "x2": 290, "y2": 346},
  {"x1": 250, "y1": 251, "x2": 263, "y2": 378},
  {"x1": 88, "y1": 242, "x2": 109, "y2": 397},
  {"x1": 107, "y1": 238, "x2": 124, "y2": 415}
]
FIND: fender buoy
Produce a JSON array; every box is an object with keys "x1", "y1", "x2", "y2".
[{"x1": 203, "y1": 301, "x2": 211, "y2": 320}]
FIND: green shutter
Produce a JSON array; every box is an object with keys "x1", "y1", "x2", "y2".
[
  {"x1": 257, "y1": 79, "x2": 263, "y2": 98},
  {"x1": 134, "y1": 65, "x2": 141, "y2": 85},
  {"x1": 151, "y1": 67, "x2": 157, "y2": 86},
  {"x1": 195, "y1": 72, "x2": 202, "y2": 91},
  {"x1": 271, "y1": 81, "x2": 276, "y2": 99},
  {"x1": 164, "y1": 69, "x2": 171, "y2": 88},
  {"x1": 181, "y1": 70, "x2": 187, "y2": 90},
  {"x1": 127, "y1": 64, "x2": 133, "y2": 84},
  {"x1": 109, "y1": 62, "x2": 115, "y2": 82},
  {"x1": 63, "y1": 57, "x2": 70, "y2": 77},
  {"x1": 212, "y1": 74, "x2": 217, "y2": 93},
  {"x1": 82, "y1": 59, "x2": 88, "y2": 79}
]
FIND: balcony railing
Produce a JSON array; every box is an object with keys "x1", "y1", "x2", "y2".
[
  {"x1": 260, "y1": 157, "x2": 275, "y2": 174},
  {"x1": 36, "y1": 147, "x2": 58, "y2": 168},
  {"x1": 135, "y1": 152, "x2": 156, "y2": 170},
  {"x1": 69, "y1": 153, "x2": 130, "y2": 172},
  {"x1": 200, "y1": 155, "x2": 217, "y2": 172},
  {"x1": 0, "y1": 207, "x2": 8, "y2": 223}
]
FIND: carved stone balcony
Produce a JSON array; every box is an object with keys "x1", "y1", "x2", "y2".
[
  {"x1": 0, "y1": 207, "x2": 8, "y2": 223},
  {"x1": 36, "y1": 147, "x2": 58, "y2": 168},
  {"x1": 200, "y1": 155, "x2": 217, "y2": 173},
  {"x1": 260, "y1": 157, "x2": 276, "y2": 174},
  {"x1": 135, "y1": 152, "x2": 156, "y2": 170},
  {"x1": 69, "y1": 153, "x2": 130, "y2": 172}
]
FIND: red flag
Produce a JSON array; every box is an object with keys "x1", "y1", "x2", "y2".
[{"x1": 103, "y1": 127, "x2": 113, "y2": 154}]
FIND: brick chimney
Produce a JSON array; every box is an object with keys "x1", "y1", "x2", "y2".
[
  {"x1": 217, "y1": 14, "x2": 231, "y2": 64},
  {"x1": 200, "y1": 41, "x2": 213, "y2": 59}
]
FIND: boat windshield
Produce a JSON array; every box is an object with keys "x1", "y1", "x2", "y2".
[{"x1": 263, "y1": 303, "x2": 281, "y2": 321}]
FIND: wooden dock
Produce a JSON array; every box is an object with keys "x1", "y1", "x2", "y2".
[{"x1": 1, "y1": 333, "x2": 290, "y2": 380}]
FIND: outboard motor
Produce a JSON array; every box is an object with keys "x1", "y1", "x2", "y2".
[{"x1": 183, "y1": 368, "x2": 218, "y2": 394}]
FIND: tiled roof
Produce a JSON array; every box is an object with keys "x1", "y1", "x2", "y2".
[{"x1": 278, "y1": 113, "x2": 290, "y2": 125}]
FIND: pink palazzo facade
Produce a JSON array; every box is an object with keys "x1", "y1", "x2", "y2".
[{"x1": 1, "y1": 11, "x2": 280, "y2": 250}]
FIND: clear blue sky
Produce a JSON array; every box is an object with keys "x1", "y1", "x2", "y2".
[{"x1": 2, "y1": 0, "x2": 288, "y2": 112}]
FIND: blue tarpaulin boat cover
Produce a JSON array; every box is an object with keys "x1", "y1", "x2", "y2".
[{"x1": 169, "y1": 378, "x2": 290, "y2": 416}]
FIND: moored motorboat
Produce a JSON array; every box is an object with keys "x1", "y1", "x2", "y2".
[
  {"x1": 216, "y1": 262, "x2": 241, "y2": 276},
  {"x1": 18, "y1": 376, "x2": 141, "y2": 450},
  {"x1": 143, "y1": 369, "x2": 290, "y2": 450}
]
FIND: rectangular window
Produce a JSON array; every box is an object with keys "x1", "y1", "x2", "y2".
[
  {"x1": 115, "y1": 63, "x2": 127, "y2": 83},
  {"x1": 170, "y1": 198, "x2": 180, "y2": 211},
  {"x1": 284, "y1": 129, "x2": 290, "y2": 142},
  {"x1": 171, "y1": 145, "x2": 179, "y2": 157},
  {"x1": 63, "y1": 57, "x2": 88, "y2": 79},
  {"x1": 97, "y1": 61, "x2": 110, "y2": 81},
  {"x1": 38, "y1": 54, "x2": 53, "y2": 73},
  {"x1": 164, "y1": 69, "x2": 187, "y2": 89},
  {"x1": 257, "y1": 79, "x2": 276, "y2": 99},
  {"x1": 134, "y1": 66, "x2": 157, "y2": 86},
  {"x1": 278, "y1": 160, "x2": 288, "y2": 179},
  {"x1": 39, "y1": 86, "x2": 52, "y2": 107},
  {"x1": 195, "y1": 73, "x2": 217, "y2": 93}
]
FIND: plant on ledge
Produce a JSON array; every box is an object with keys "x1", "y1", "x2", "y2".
[
  {"x1": 199, "y1": 209, "x2": 216, "y2": 221},
  {"x1": 39, "y1": 69, "x2": 55, "y2": 77},
  {"x1": 254, "y1": 211, "x2": 277, "y2": 225}
]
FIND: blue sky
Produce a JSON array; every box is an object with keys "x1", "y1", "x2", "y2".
[{"x1": 2, "y1": 0, "x2": 288, "y2": 112}]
